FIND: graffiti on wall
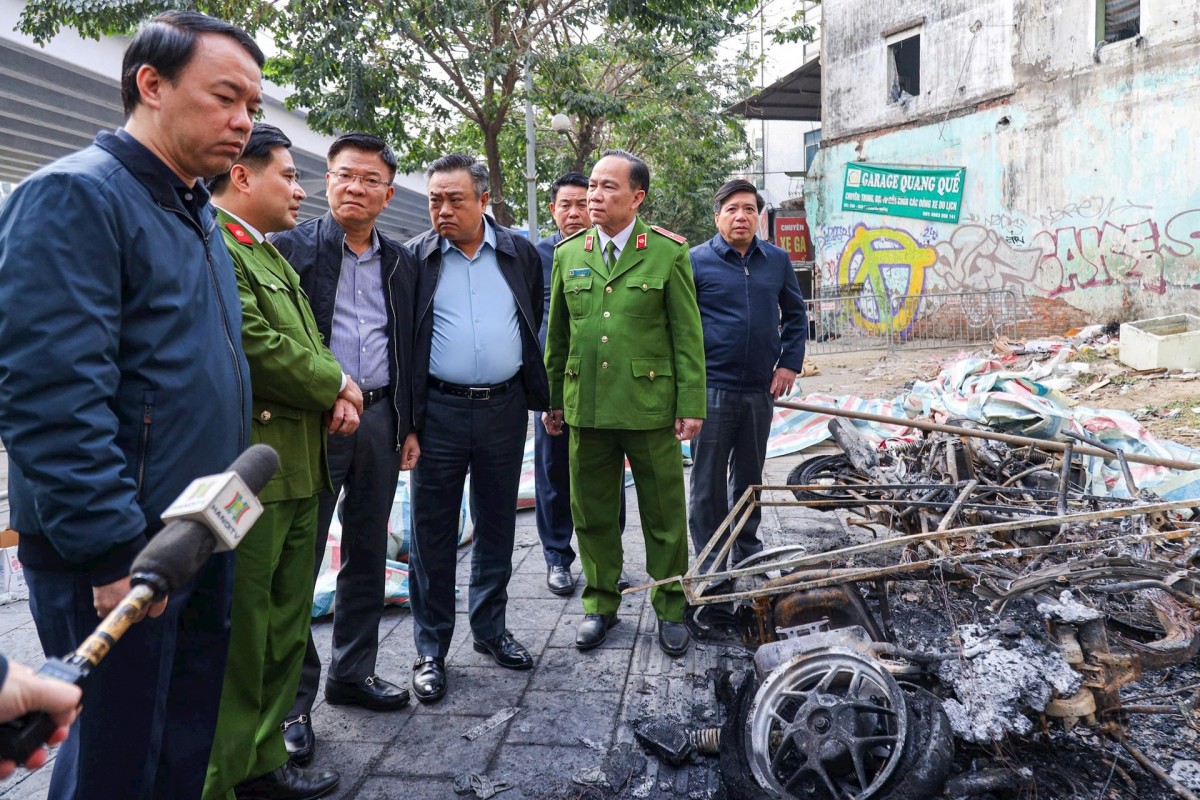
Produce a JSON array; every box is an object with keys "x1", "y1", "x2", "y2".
[
  {"x1": 820, "y1": 201, "x2": 1200, "y2": 330},
  {"x1": 835, "y1": 224, "x2": 934, "y2": 335}
]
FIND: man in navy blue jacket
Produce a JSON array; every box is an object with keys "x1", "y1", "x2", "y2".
[
  {"x1": 687, "y1": 180, "x2": 807, "y2": 595},
  {"x1": 0, "y1": 12, "x2": 259, "y2": 800},
  {"x1": 533, "y1": 172, "x2": 589, "y2": 596}
]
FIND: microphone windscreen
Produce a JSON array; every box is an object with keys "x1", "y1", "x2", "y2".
[
  {"x1": 130, "y1": 518, "x2": 215, "y2": 594},
  {"x1": 130, "y1": 445, "x2": 280, "y2": 593},
  {"x1": 229, "y1": 444, "x2": 280, "y2": 494}
]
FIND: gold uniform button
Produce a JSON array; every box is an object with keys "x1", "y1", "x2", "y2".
[
  {"x1": 603, "y1": 311, "x2": 611, "y2": 318},
  {"x1": 605, "y1": 286, "x2": 613, "y2": 294},
  {"x1": 642, "y1": 283, "x2": 648, "y2": 290},
  {"x1": 601, "y1": 335, "x2": 608, "y2": 343},
  {"x1": 602, "y1": 361, "x2": 609, "y2": 369},
  {"x1": 259, "y1": 410, "x2": 272, "y2": 421},
  {"x1": 649, "y1": 371, "x2": 656, "y2": 379}
]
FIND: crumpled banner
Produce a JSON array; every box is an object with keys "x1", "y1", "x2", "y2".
[
  {"x1": 765, "y1": 357, "x2": 1200, "y2": 501},
  {"x1": 312, "y1": 470, "x2": 473, "y2": 617}
]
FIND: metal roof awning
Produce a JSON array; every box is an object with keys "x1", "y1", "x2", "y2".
[
  {"x1": 0, "y1": 38, "x2": 430, "y2": 240},
  {"x1": 725, "y1": 57, "x2": 821, "y2": 122}
]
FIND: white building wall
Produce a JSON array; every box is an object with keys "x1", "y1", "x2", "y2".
[{"x1": 807, "y1": 0, "x2": 1200, "y2": 327}]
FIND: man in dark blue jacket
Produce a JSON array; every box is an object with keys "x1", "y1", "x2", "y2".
[
  {"x1": 688, "y1": 180, "x2": 808, "y2": 595},
  {"x1": 407, "y1": 154, "x2": 549, "y2": 703},
  {"x1": 533, "y1": 172, "x2": 589, "y2": 596},
  {"x1": 533, "y1": 172, "x2": 628, "y2": 597},
  {"x1": 0, "y1": 12, "x2": 259, "y2": 800}
]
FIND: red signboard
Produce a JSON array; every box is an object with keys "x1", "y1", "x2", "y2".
[{"x1": 774, "y1": 216, "x2": 812, "y2": 263}]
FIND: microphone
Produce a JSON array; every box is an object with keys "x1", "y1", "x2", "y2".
[
  {"x1": 133, "y1": 443, "x2": 280, "y2": 596},
  {"x1": 0, "y1": 444, "x2": 279, "y2": 766}
]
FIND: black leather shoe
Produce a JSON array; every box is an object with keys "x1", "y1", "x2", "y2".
[
  {"x1": 281, "y1": 714, "x2": 314, "y2": 766},
  {"x1": 473, "y1": 630, "x2": 534, "y2": 670},
  {"x1": 233, "y1": 762, "x2": 339, "y2": 800},
  {"x1": 616, "y1": 572, "x2": 632, "y2": 592},
  {"x1": 547, "y1": 565, "x2": 576, "y2": 596},
  {"x1": 575, "y1": 613, "x2": 619, "y2": 651},
  {"x1": 658, "y1": 620, "x2": 691, "y2": 657},
  {"x1": 412, "y1": 656, "x2": 447, "y2": 703},
  {"x1": 323, "y1": 675, "x2": 409, "y2": 712}
]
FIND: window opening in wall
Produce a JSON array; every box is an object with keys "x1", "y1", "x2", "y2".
[
  {"x1": 888, "y1": 35, "x2": 920, "y2": 103},
  {"x1": 804, "y1": 128, "x2": 821, "y2": 172},
  {"x1": 1101, "y1": 0, "x2": 1139, "y2": 43}
]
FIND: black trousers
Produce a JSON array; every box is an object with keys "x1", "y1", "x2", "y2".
[
  {"x1": 290, "y1": 400, "x2": 400, "y2": 716},
  {"x1": 408, "y1": 383, "x2": 527, "y2": 658}
]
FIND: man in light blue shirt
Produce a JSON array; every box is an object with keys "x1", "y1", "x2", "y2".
[{"x1": 406, "y1": 154, "x2": 549, "y2": 703}]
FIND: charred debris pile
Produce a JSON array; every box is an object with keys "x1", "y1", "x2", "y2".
[{"x1": 679, "y1": 412, "x2": 1200, "y2": 800}]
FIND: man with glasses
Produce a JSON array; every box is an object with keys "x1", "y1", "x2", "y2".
[{"x1": 271, "y1": 132, "x2": 420, "y2": 765}]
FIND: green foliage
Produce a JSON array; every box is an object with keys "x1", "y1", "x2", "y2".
[{"x1": 17, "y1": 0, "x2": 761, "y2": 230}]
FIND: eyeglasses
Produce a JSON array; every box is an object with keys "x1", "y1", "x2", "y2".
[{"x1": 328, "y1": 170, "x2": 390, "y2": 190}]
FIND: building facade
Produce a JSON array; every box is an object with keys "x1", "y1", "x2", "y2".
[{"x1": 807, "y1": 0, "x2": 1198, "y2": 330}]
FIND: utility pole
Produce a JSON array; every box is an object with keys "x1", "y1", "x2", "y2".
[{"x1": 524, "y1": 54, "x2": 539, "y2": 244}]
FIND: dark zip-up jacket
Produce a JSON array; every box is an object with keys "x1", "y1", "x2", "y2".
[
  {"x1": 0, "y1": 130, "x2": 251, "y2": 583},
  {"x1": 271, "y1": 212, "x2": 417, "y2": 445},
  {"x1": 689, "y1": 234, "x2": 808, "y2": 393},
  {"x1": 408, "y1": 219, "x2": 550, "y2": 429}
]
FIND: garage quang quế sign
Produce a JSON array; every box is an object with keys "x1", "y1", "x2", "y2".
[{"x1": 842, "y1": 163, "x2": 965, "y2": 223}]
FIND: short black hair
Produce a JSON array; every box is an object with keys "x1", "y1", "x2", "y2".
[
  {"x1": 425, "y1": 153, "x2": 489, "y2": 200},
  {"x1": 550, "y1": 171, "x2": 588, "y2": 203},
  {"x1": 327, "y1": 132, "x2": 398, "y2": 180},
  {"x1": 206, "y1": 122, "x2": 292, "y2": 194},
  {"x1": 599, "y1": 149, "x2": 650, "y2": 195},
  {"x1": 121, "y1": 11, "x2": 264, "y2": 116},
  {"x1": 713, "y1": 179, "x2": 764, "y2": 215}
]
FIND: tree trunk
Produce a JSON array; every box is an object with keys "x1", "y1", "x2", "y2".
[{"x1": 483, "y1": 132, "x2": 513, "y2": 227}]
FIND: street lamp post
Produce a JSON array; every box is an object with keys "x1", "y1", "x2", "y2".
[{"x1": 524, "y1": 56, "x2": 538, "y2": 244}]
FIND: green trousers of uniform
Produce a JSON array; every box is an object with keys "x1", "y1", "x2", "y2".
[
  {"x1": 569, "y1": 425, "x2": 688, "y2": 622},
  {"x1": 203, "y1": 495, "x2": 319, "y2": 799}
]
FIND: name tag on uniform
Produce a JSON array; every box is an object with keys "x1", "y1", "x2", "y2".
[{"x1": 567, "y1": 268, "x2": 591, "y2": 278}]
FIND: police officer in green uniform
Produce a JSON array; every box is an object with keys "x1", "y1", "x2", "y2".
[
  {"x1": 543, "y1": 149, "x2": 705, "y2": 657},
  {"x1": 204, "y1": 124, "x2": 358, "y2": 800}
]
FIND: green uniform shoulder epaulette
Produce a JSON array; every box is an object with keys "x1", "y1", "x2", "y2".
[
  {"x1": 650, "y1": 225, "x2": 686, "y2": 245},
  {"x1": 555, "y1": 228, "x2": 588, "y2": 248}
]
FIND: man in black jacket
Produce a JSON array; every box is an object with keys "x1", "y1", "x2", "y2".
[
  {"x1": 271, "y1": 132, "x2": 420, "y2": 765},
  {"x1": 406, "y1": 154, "x2": 549, "y2": 703}
]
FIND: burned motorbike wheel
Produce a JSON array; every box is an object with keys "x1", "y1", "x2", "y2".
[{"x1": 742, "y1": 647, "x2": 907, "y2": 799}]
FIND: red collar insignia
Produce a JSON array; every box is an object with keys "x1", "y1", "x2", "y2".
[
  {"x1": 224, "y1": 222, "x2": 254, "y2": 245},
  {"x1": 584, "y1": 234, "x2": 594, "y2": 252},
  {"x1": 636, "y1": 233, "x2": 647, "y2": 250}
]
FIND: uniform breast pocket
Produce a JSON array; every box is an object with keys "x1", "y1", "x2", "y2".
[
  {"x1": 563, "y1": 276, "x2": 593, "y2": 318},
  {"x1": 623, "y1": 275, "x2": 664, "y2": 318},
  {"x1": 257, "y1": 280, "x2": 301, "y2": 331}
]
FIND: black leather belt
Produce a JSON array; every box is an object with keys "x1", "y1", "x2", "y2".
[
  {"x1": 429, "y1": 375, "x2": 519, "y2": 400},
  {"x1": 362, "y1": 385, "x2": 390, "y2": 408}
]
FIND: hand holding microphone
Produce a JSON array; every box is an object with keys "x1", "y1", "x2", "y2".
[{"x1": 0, "y1": 444, "x2": 279, "y2": 768}]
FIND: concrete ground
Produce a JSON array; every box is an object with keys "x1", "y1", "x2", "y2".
[{"x1": 0, "y1": 449, "x2": 831, "y2": 800}]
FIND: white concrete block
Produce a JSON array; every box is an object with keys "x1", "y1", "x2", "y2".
[{"x1": 1119, "y1": 314, "x2": 1200, "y2": 371}]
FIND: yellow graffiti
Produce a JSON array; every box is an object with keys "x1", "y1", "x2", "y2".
[{"x1": 837, "y1": 225, "x2": 934, "y2": 335}]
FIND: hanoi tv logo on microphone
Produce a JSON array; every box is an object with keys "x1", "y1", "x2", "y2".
[{"x1": 223, "y1": 494, "x2": 253, "y2": 524}]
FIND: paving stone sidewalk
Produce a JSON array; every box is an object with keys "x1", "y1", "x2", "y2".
[{"x1": 1, "y1": 452, "x2": 831, "y2": 800}]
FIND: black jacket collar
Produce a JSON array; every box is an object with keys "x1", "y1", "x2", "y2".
[{"x1": 410, "y1": 216, "x2": 517, "y2": 261}]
